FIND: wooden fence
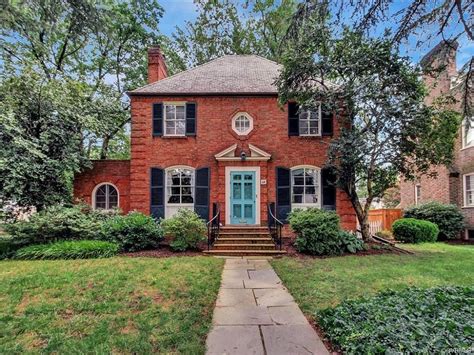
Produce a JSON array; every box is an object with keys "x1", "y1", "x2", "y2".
[{"x1": 357, "y1": 209, "x2": 403, "y2": 235}]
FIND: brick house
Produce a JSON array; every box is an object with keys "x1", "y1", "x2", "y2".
[
  {"x1": 74, "y1": 47, "x2": 356, "y2": 237},
  {"x1": 399, "y1": 41, "x2": 474, "y2": 239}
]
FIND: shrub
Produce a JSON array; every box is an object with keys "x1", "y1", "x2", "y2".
[
  {"x1": 404, "y1": 202, "x2": 464, "y2": 239},
  {"x1": 318, "y1": 286, "x2": 474, "y2": 354},
  {"x1": 338, "y1": 230, "x2": 365, "y2": 254},
  {"x1": 14, "y1": 240, "x2": 118, "y2": 260},
  {"x1": 375, "y1": 229, "x2": 393, "y2": 240},
  {"x1": 100, "y1": 212, "x2": 163, "y2": 252},
  {"x1": 161, "y1": 209, "x2": 206, "y2": 251},
  {"x1": 0, "y1": 235, "x2": 25, "y2": 259},
  {"x1": 392, "y1": 218, "x2": 439, "y2": 243},
  {"x1": 4, "y1": 204, "x2": 110, "y2": 245},
  {"x1": 289, "y1": 208, "x2": 364, "y2": 255}
]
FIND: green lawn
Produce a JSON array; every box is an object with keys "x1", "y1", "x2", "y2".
[
  {"x1": 0, "y1": 256, "x2": 224, "y2": 354},
  {"x1": 271, "y1": 243, "x2": 474, "y2": 313}
]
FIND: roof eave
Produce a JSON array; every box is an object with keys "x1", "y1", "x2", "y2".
[{"x1": 126, "y1": 91, "x2": 279, "y2": 97}]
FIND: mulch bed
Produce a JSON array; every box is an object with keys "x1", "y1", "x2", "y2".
[
  {"x1": 276, "y1": 238, "x2": 401, "y2": 259},
  {"x1": 121, "y1": 240, "x2": 208, "y2": 258},
  {"x1": 445, "y1": 239, "x2": 474, "y2": 246}
]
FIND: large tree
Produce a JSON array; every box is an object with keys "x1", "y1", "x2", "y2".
[
  {"x1": 0, "y1": 72, "x2": 90, "y2": 210},
  {"x1": 0, "y1": 0, "x2": 185, "y2": 159},
  {"x1": 277, "y1": 9, "x2": 460, "y2": 240},
  {"x1": 172, "y1": 0, "x2": 297, "y2": 66}
]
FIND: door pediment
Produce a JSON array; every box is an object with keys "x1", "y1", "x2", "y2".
[{"x1": 214, "y1": 143, "x2": 271, "y2": 161}]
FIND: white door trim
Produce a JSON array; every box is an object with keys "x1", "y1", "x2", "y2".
[{"x1": 225, "y1": 166, "x2": 261, "y2": 225}]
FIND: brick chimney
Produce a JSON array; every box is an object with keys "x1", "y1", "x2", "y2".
[
  {"x1": 148, "y1": 46, "x2": 168, "y2": 83},
  {"x1": 420, "y1": 40, "x2": 458, "y2": 104}
]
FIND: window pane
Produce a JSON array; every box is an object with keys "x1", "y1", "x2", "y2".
[
  {"x1": 292, "y1": 195, "x2": 303, "y2": 203},
  {"x1": 182, "y1": 186, "x2": 192, "y2": 195},
  {"x1": 233, "y1": 183, "x2": 241, "y2": 199},
  {"x1": 244, "y1": 204, "x2": 253, "y2": 218},
  {"x1": 465, "y1": 121, "x2": 474, "y2": 147},
  {"x1": 244, "y1": 183, "x2": 252, "y2": 199},
  {"x1": 305, "y1": 186, "x2": 316, "y2": 194},
  {"x1": 293, "y1": 186, "x2": 304, "y2": 194},
  {"x1": 168, "y1": 195, "x2": 180, "y2": 203},
  {"x1": 165, "y1": 105, "x2": 175, "y2": 119},
  {"x1": 176, "y1": 105, "x2": 185, "y2": 119},
  {"x1": 233, "y1": 205, "x2": 241, "y2": 218},
  {"x1": 176, "y1": 120, "x2": 185, "y2": 135},
  {"x1": 182, "y1": 195, "x2": 194, "y2": 203}
]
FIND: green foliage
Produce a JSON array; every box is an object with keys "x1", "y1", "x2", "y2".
[
  {"x1": 392, "y1": 218, "x2": 439, "y2": 243},
  {"x1": 375, "y1": 229, "x2": 393, "y2": 239},
  {"x1": 0, "y1": 73, "x2": 90, "y2": 209},
  {"x1": 289, "y1": 208, "x2": 364, "y2": 255},
  {"x1": 100, "y1": 212, "x2": 163, "y2": 252},
  {"x1": 404, "y1": 202, "x2": 465, "y2": 240},
  {"x1": 172, "y1": 0, "x2": 296, "y2": 66},
  {"x1": 318, "y1": 286, "x2": 474, "y2": 354},
  {"x1": 0, "y1": 235, "x2": 25, "y2": 259},
  {"x1": 4, "y1": 204, "x2": 108, "y2": 246},
  {"x1": 14, "y1": 240, "x2": 118, "y2": 260},
  {"x1": 278, "y1": 14, "x2": 461, "y2": 241},
  {"x1": 161, "y1": 209, "x2": 206, "y2": 252}
]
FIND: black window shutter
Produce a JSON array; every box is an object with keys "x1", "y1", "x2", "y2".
[
  {"x1": 152, "y1": 103, "x2": 163, "y2": 136},
  {"x1": 276, "y1": 167, "x2": 291, "y2": 223},
  {"x1": 195, "y1": 167, "x2": 210, "y2": 221},
  {"x1": 321, "y1": 106, "x2": 333, "y2": 136},
  {"x1": 321, "y1": 167, "x2": 336, "y2": 210},
  {"x1": 185, "y1": 102, "x2": 197, "y2": 136},
  {"x1": 288, "y1": 102, "x2": 299, "y2": 136},
  {"x1": 150, "y1": 167, "x2": 164, "y2": 219}
]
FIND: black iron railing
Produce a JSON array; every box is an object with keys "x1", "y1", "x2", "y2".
[
  {"x1": 207, "y1": 203, "x2": 220, "y2": 250},
  {"x1": 267, "y1": 202, "x2": 283, "y2": 250}
]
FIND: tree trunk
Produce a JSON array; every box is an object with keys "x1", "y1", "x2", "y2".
[
  {"x1": 352, "y1": 201, "x2": 371, "y2": 242},
  {"x1": 100, "y1": 135, "x2": 110, "y2": 160}
]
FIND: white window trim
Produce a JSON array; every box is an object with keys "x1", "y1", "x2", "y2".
[
  {"x1": 461, "y1": 118, "x2": 474, "y2": 150},
  {"x1": 463, "y1": 173, "x2": 474, "y2": 208},
  {"x1": 299, "y1": 104, "x2": 322, "y2": 137},
  {"x1": 164, "y1": 166, "x2": 195, "y2": 217},
  {"x1": 225, "y1": 166, "x2": 260, "y2": 225},
  {"x1": 164, "y1": 102, "x2": 186, "y2": 137},
  {"x1": 291, "y1": 165, "x2": 322, "y2": 209},
  {"x1": 414, "y1": 184, "x2": 421, "y2": 206},
  {"x1": 92, "y1": 182, "x2": 120, "y2": 210},
  {"x1": 231, "y1": 112, "x2": 254, "y2": 136}
]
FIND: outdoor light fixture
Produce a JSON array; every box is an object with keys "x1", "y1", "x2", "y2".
[{"x1": 240, "y1": 151, "x2": 247, "y2": 161}]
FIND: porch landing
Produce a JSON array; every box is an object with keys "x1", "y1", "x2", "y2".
[{"x1": 206, "y1": 257, "x2": 328, "y2": 354}]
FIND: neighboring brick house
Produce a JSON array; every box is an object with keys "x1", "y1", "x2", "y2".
[
  {"x1": 74, "y1": 47, "x2": 357, "y2": 232},
  {"x1": 399, "y1": 41, "x2": 474, "y2": 239}
]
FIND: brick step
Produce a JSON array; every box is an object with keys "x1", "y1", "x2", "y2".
[
  {"x1": 220, "y1": 226, "x2": 268, "y2": 232},
  {"x1": 216, "y1": 237, "x2": 274, "y2": 244},
  {"x1": 203, "y1": 249, "x2": 287, "y2": 256},
  {"x1": 212, "y1": 243, "x2": 276, "y2": 250},
  {"x1": 219, "y1": 232, "x2": 270, "y2": 237}
]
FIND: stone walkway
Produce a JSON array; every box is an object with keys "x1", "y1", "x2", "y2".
[{"x1": 206, "y1": 257, "x2": 329, "y2": 355}]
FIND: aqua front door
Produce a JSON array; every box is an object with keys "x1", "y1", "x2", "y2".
[{"x1": 230, "y1": 171, "x2": 256, "y2": 225}]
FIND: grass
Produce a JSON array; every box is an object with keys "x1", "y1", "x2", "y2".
[
  {"x1": 0, "y1": 256, "x2": 224, "y2": 354},
  {"x1": 271, "y1": 243, "x2": 474, "y2": 313}
]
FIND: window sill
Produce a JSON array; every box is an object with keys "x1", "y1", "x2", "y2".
[
  {"x1": 460, "y1": 145, "x2": 474, "y2": 151},
  {"x1": 294, "y1": 135, "x2": 323, "y2": 139},
  {"x1": 462, "y1": 206, "x2": 474, "y2": 209},
  {"x1": 161, "y1": 135, "x2": 189, "y2": 139}
]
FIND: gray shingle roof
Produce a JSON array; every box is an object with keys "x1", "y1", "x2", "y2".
[{"x1": 128, "y1": 55, "x2": 281, "y2": 95}]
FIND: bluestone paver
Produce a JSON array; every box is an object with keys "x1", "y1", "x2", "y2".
[{"x1": 206, "y1": 257, "x2": 329, "y2": 355}]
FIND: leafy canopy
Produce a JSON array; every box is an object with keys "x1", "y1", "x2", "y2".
[{"x1": 278, "y1": 5, "x2": 460, "y2": 240}]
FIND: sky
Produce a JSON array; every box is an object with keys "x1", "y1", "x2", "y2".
[{"x1": 158, "y1": 0, "x2": 473, "y2": 69}]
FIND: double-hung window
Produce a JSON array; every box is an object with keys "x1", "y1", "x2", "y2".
[
  {"x1": 464, "y1": 174, "x2": 474, "y2": 207},
  {"x1": 164, "y1": 104, "x2": 186, "y2": 136},
  {"x1": 299, "y1": 105, "x2": 321, "y2": 136},
  {"x1": 291, "y1": 167, "x2": 321, "y2": 209}
]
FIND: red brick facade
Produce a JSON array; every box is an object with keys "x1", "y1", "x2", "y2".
[
  {"x1": 399, "y1": 41, "x2": 474, "y2": 238},
  {"x1": 74, "y1": 160, "x2": 130, "y2": 213},
  {"x1": 73, "y1": 49, "x2": 357, "y2": 232}
]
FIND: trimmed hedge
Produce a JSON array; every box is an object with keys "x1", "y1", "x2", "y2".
[
  {"x1": 392, "y1": 218, "x2": 439, "y2": 243},
  {"x1": 100, "y1": 212, "x2": 163, "y2": 252},
  {"x1": 404, "y1": 202, "x2": 464, "y2": 239},
  {"x1": 289, "y1": 208, "x2": 364, "y2": 255},
  {"x1": 318, "y1": 286, "x2": 474, "y2": 354},
  {"x1": 14, "y1": 240, "x2": 118, "y2": 260},
  {"x1": 161, "y1": 209, "x2": 206, "y2": 251}
]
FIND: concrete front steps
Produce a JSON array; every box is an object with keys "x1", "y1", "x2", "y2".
[{"x1": 203, "y1": 226, "x2": 286, "y2": 256}]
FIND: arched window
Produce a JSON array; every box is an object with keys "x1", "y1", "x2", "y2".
[
  {"x1": 291, "y1": 166, "x2": 321, "y2": 209},
  {"x1": 93, "y1": 183, "x2": 119, "y2": 210}
]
